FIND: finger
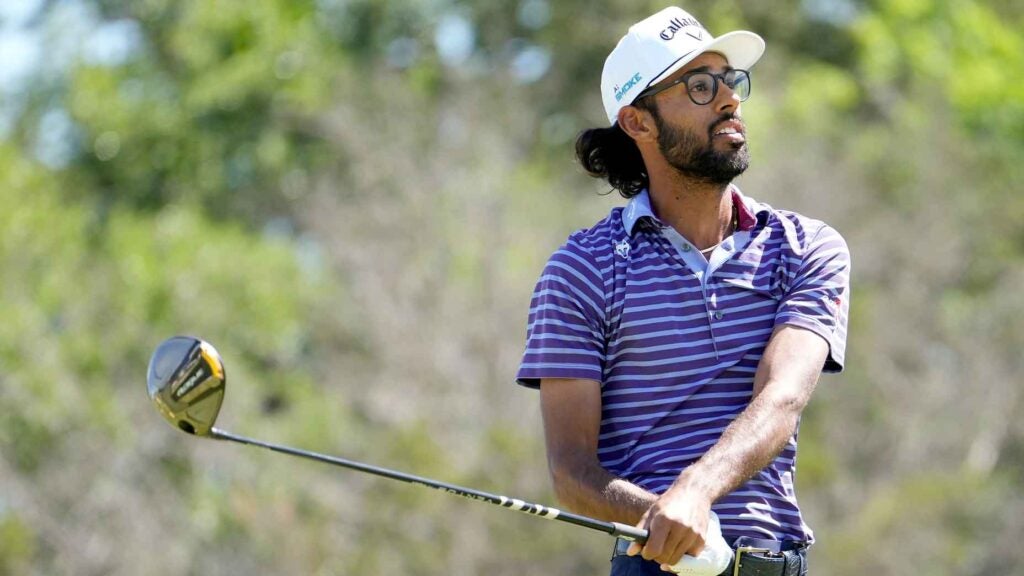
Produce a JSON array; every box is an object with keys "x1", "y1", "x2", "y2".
[
  {"x1": 689, "y1": 536, "x2": 706, "y2": 556},
  {"x1": 660, "y1": 530, "x2": 689, "y2": 568},
  {"x1": 683, "y1": 529, "x2": 706, "y2": 557},
  {"x1": 641, "y1": 513, "x2": 669, "y2": 561},
  {"x1": 626, "y1": 510, "x2": 650, "y2": 557},
  {"x1": 650, "y1": 516, "x2": 690, "y2": 567}
]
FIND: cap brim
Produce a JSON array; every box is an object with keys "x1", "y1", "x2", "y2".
[{"x1": 647, "y1": 30, "x2": 765, "y2": 88}]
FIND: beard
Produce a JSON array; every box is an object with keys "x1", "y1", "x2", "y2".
[{"x1": 650, "y1": 108, "x2": 750, "y2": 185}]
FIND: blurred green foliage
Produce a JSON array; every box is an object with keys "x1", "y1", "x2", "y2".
[{"x1": 1, "y1": 0, "x2": 1022, "y2": 574}]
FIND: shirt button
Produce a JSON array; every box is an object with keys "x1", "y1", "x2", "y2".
[
  {"x1": 683, "y1": 244, "x2": 692, "y2": 252},
  {"x1": 714, "y1": 311, "x2": 724, "y2": 320}
]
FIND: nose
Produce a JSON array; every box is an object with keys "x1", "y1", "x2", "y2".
[{"x1": 714, "y1": 78, "x2": 741, "y2": 114}]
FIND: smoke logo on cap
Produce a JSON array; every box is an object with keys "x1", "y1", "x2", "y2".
[{"x1": 614, "y1": 72, "x2": 643, "y2": 102}]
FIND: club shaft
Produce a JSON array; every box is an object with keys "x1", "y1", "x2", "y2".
[{"x1": 210, "y1": 427, "x2": 647, "y2": 543}]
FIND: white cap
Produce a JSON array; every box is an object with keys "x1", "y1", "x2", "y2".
[{"x1": 600, "y1": 7, "x2": 765, "y2": 125}]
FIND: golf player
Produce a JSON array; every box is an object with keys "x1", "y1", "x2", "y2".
[{"x1": 516, "y1": 6, "x2": 850, "y2": 575}]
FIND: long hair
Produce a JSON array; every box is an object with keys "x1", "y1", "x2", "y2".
[{"x1": 575, "y1": 108, "x2": 650, "y2": 199}]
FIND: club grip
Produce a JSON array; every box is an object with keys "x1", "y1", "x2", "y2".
[{"x1": 610, "y1": 522, "x2": 648, "y2": 544}]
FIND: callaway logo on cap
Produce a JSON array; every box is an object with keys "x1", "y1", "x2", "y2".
[{"x1": 600, "y1": 6, "x2": 766, "y2": 125}]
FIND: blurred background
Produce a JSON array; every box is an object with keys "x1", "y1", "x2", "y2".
[{"x1": 1, "y1": 0, "x2": 1022, "y2": 574}]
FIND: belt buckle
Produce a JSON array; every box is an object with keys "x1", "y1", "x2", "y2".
[{"x1": 732, "y1": 546, "x2": 773, "y2": 576}]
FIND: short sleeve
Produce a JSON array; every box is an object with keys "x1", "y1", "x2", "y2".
[
  {"x1": 774, "y1": 225, "x2": 851, "y2": 373},
  {"x1": 516, "y1": 240, "x2": 607, "y2": 389}
]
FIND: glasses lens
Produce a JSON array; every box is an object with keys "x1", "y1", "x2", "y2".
[
  {"x1": 727, "y1": 70, "x2": 751, "y2": 101},
  {"x1": 686, "y1": 73, "x2": 716, "y2": 105}
]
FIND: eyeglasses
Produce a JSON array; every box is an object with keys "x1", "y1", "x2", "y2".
[{"x1": 636, "y1": 69, "x2": 751, "y2": 106}]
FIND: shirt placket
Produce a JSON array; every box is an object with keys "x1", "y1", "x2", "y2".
[
  {"x1": 662, "y1": 227, "x2": 759, "y2": 361},
  {"x1": 657, "y1": 229, "x2": 722, "y2": 357}
]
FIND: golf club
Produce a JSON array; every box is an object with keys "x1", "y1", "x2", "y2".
[{"x1": 146, "y1": 335, "x2": 648, "y2": 543}]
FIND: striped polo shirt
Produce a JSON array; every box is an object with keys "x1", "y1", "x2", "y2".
[{"x1": 516, "y1": 187, "x2": 850, "y2": 543}]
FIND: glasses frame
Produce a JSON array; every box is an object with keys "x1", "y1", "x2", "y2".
[{"x1": 635, "y1": 68, "x2": 751, "y2": 106}]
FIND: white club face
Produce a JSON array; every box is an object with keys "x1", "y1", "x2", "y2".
[{"x1": 147, "y1": 336, "x2": 225, "y2": 436}]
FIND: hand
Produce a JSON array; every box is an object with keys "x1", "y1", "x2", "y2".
[{"x1": 626, "y1": 486, "x2": 711, "y2": 571}]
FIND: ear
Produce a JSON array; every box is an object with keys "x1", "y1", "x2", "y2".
[{"x1": 617, "y1": 105, "x2": 657, "y2": 143}]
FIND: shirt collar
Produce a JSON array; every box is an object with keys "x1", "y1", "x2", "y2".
[
  {"x1": 623, "y1": 186, "x2": 766, "y2": 236},
  {"x1": 732, "y1": 187, "x2": 763, "y2": 232},
  {"x1": 623, "y1": 189, "x2": 656, "y2": 236}
]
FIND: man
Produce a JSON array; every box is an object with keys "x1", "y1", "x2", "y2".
[{"x1": 516, "y1": 6, "x2": 850, "y2": 576}]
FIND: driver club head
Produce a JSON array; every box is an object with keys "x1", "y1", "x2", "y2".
[{"x1": 147, "y1": 336, "x2": 226, "y2": 436}]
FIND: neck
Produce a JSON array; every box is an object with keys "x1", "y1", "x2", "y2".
[{"x1": 647, "y1": 169, "x2": 735, "y2": 251}]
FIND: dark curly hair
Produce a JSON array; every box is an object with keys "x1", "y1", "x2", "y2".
[{"x1": 574, "y1": 100, "x2": 654, "y2": 199}]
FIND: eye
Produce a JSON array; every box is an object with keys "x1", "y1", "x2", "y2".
[
  {"x1": 727, "y1": 71, "x2": 748, "y2": 88},
  {"x1": 689, "y1": 79, "x2": 710, "y2": 92}
]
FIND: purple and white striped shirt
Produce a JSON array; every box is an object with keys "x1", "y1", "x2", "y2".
[{"x1": 517, "y1": 187, "x2": 850, "y2": 543}]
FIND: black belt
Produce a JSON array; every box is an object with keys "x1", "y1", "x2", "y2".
[{"x1": 612, "y1": 536, "x2": 807, "y2": 576}]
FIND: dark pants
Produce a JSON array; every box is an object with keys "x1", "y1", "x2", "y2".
[{"x1": 610, "y1": 546, "x2": 807, "y2": 576}]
